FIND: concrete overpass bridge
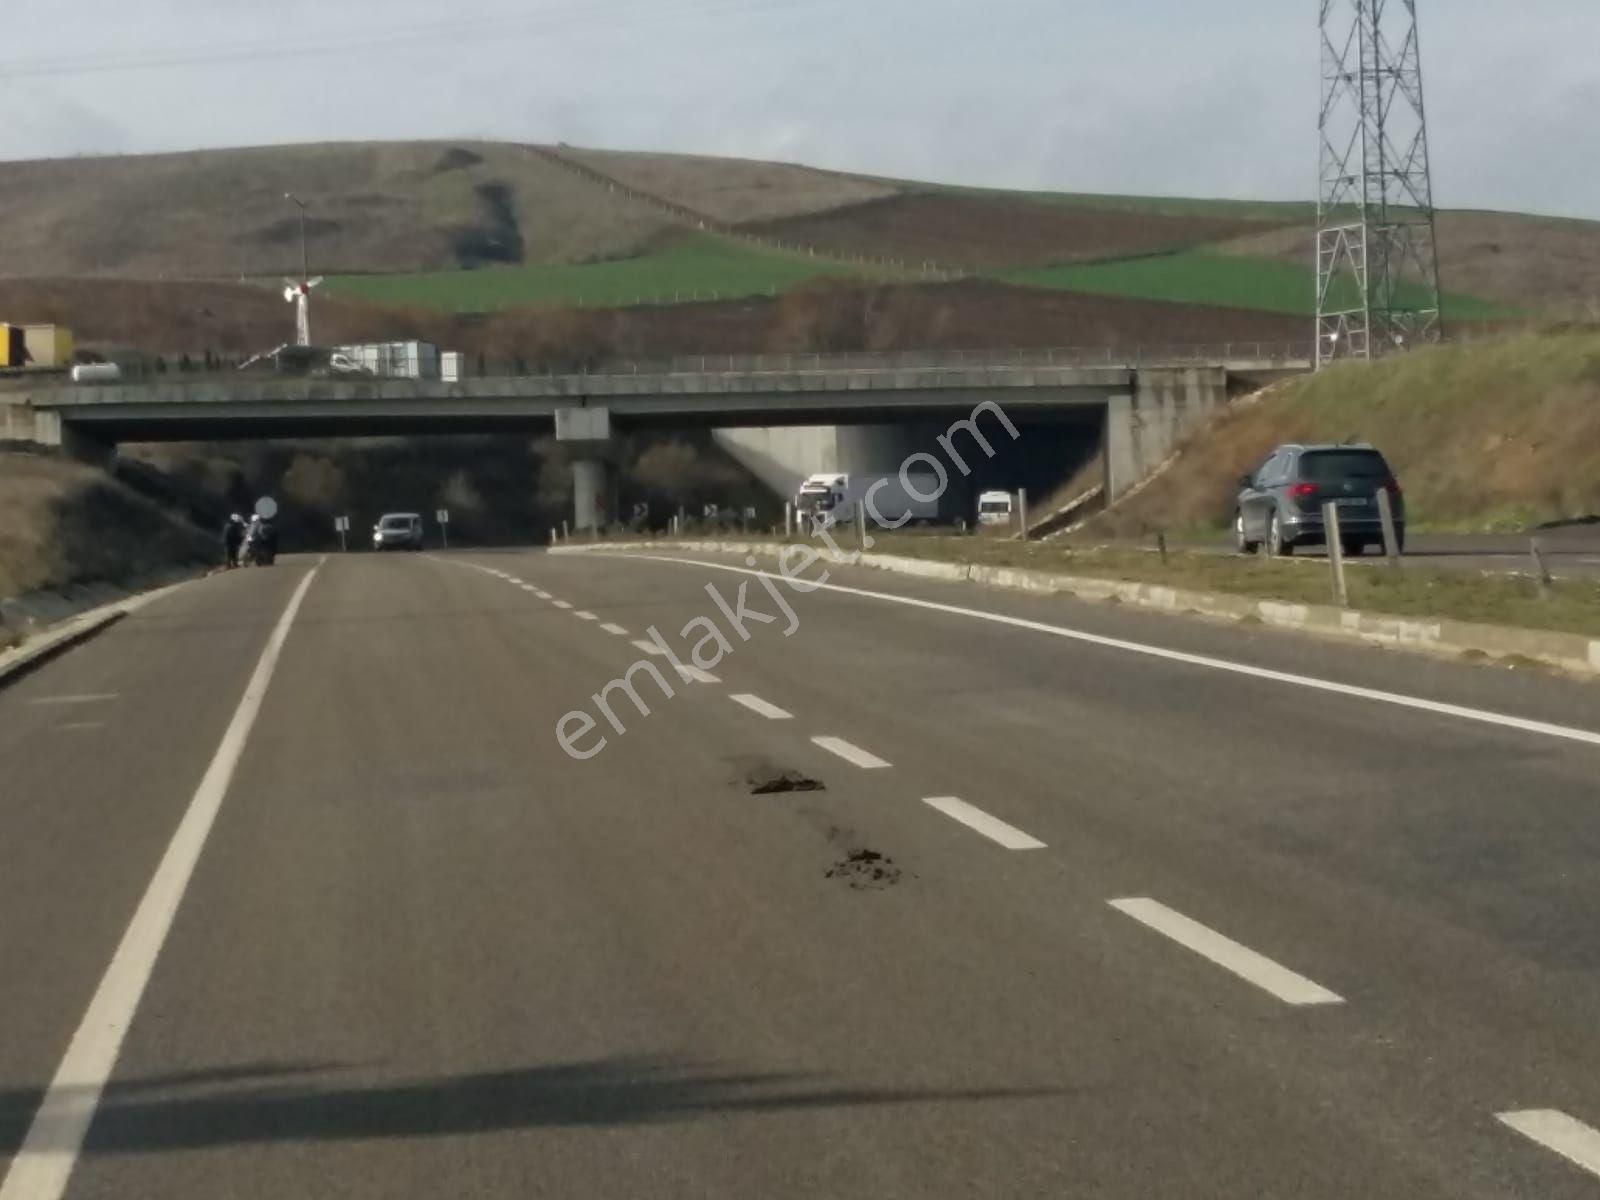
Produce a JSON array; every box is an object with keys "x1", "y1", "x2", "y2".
[{"x1": 2, "y1": 344, "x2": 1311, "y2": 528}]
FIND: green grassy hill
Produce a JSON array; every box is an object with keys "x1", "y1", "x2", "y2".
[{"x1": 1092, "y1": 331, "x2": 1600, "y2": 536}]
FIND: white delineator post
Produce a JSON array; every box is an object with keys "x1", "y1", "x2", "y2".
[
  {"x1": 1324, "y1": 502, "x2": 1350, "y2": 608},
  {"x1": 1018, "y1": 488, "x2": 1029, "y2": 542},
  {"x1": 1375, "y1": 486, "x2": 1401, "y2": 567}
]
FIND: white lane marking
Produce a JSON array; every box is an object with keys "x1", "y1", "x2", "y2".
[
  {"x1": 606, "y1": 554, "x2": 1600, "y2": 750},
  {"x1": 534, "y1": 591, "x2": 552, "y2": 600},
  {"x1": 632, "y1": 639, "x2": 666, "y2": 656},
  {"x1": 1109, "y1": 898, "x2": 1344, "y2": 1006},
  {"x1": 27, "y1": 693, "x2": 119, "y2": 706},
  {"x1": 507, "y1": 578, "x2": 525, "y2": 586},
  {"x1": 600, "y1": 623, "x2": 629, "y2": 636},
  {"x1": 54, "y1": 722, "x2": 104, "y2": 732},
  {"x1": 520, "y1": 584, "x2": 539, "y2": 593},
  {"x1": 923, "y1": 796, "x2": 1046, "y2": 850},
  {"x1": 575, "y1": 611, "x2": 599, "y2": 621},
  {"x1": 0, "y1": 566, "x2": 320, "y2": 1200},
  {"x1": 811, "y1": 736, "x2": 892, "y2": 770},
  {"x1": 730, "y1": 693, "x2": 793, "y2": 720},
  {"x1": 676, "y1": 665, "x2": 721, "y2": 684},
  {"x1": 1498, "y1": 1111, "x2": 1600, "y2": 1180},
  {"x1": 551, "y1": 600, "x2": 573, "y2": 610}
]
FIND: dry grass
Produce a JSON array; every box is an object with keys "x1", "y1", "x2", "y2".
[
  {"x1": 0, "y1": 452, "x2": 212, "y2": 599},
  {"x1": 557, "y1": 147, "x2": 898, "y2": 223},
  {"x1": 1212, "y1": 211, "x2": 1600, "y2": 315},
  {"x1": 1088, "y1": 331, "x2": 1600, "y2": 537},
  {"x1": 0, "y1": 141, "x2": 676, "y2": 277}
]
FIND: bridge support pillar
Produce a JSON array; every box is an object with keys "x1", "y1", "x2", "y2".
[
  {"x1": 572, "y1": 458, "x2": 611, "y2": 535},
  {"x1": 1104, "y1": 368, "x2": 1227, "y2": 501},
  {"x1": 1, "y1": 404, "x2": 115, "y2": 465}
]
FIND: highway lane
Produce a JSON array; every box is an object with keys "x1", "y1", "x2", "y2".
[{"x1": 4, "y1": 548, "x2": 1600, "y2": 1196}]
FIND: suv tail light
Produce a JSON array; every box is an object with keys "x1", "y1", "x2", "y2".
[
  {"x1": 1289, "y1": 482, "x2": 1317, "y2": 498},
  {"x1": 1384, "y1": 479, "x2": 1403, "y2": 497}
]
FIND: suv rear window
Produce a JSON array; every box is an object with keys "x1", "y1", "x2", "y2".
[{"x1": 1298, "y1": 450, "x2": 1390, "y2": 481}]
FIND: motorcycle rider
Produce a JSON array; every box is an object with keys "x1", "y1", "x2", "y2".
[{"x1": 223, "y1": 513, "x2": 245, "y2": 568}]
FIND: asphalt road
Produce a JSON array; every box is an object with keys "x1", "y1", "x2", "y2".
[{"x1": 5, "y1": 547, "x2": 1600, "y2": 1198}]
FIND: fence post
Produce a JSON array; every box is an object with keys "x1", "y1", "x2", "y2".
[
  {"x1": 1530, "y1": 537, "x2": 1553, "y2": 598},
  {"x1": 1157, "y1": 530, "x2": 1168, "y2": 565},
  {"x1": 1375, "y1": 487, "x2": 1402, "y2": 566},
  {"x1": 1324, "y1": 503, "x2": 1350, "y2": 607}
]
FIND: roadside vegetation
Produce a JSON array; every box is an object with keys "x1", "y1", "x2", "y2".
[{"x1": 1091, "y1": 330, "x2": 1600, "y2": 537}]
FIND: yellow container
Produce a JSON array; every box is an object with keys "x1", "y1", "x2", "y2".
[
  {"x1": 0, "y1": 324, "x2": 23, "y2": 368},
  {"x1": 23, "y1": 324, "x2": 74, "y2": 368}
]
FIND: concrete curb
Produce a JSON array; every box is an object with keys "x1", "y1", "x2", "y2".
[
  {"x1": 0, "y1": 580, "x2": 189, "y2": 689},
  {"x1": 552, "y1": 540, "x2": 1600, "y2": 678}
]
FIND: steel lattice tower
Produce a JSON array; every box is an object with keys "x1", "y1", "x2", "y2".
[{"x1": 1316, "y1": 0, "x2": 1443, "y2": 367}]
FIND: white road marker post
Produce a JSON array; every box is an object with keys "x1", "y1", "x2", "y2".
[
  {"x1": 1324, "y1": 502, "x2": 1349, "y2": 608},
  {"x1": 1375, "y1": 486, "x2": 1401, "y2": 567},
  {"x1": 435, "y1": 508, "x2": 450, "y2": 549},
  {"x1": 1018, "y1": 488, "x2": 1029, "y2": 542},
  {"x1": 1530, "y1": 537, "x2": 1553, "y2": 599},
  {"x1": 855, "y1": 499, "x2": 867, "y2": 550}
]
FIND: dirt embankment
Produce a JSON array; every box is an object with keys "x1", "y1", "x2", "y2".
[
  {"x1": 1089, "y1": 331, "x2": 1600, "y2": 537},
  {"x1": 0, "y1": 452, "x2": 215, "y2": 639}
]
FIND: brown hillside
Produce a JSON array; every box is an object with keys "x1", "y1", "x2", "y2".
[
  {"x1": 0, "y1": 277, "x2": 1306, "y2": 364},
  {"x1": 0, "y1": 141, "x2": 675, "y2": 278},
  {"x1": 743, "y1": 193, "x2": 1282, "y2": 271},
  {"x1": 555, "y1": 147, "x2": 898, "y2": 223},
  {"x1": 1213, "y1": 211, "x2": 1600, "y2": 315}
]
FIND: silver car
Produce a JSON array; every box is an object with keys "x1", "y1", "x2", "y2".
[{"x1": 373, "y1": 512, "x2": 425, "y2": 551}]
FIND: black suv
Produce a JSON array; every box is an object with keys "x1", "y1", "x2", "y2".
[{"x1": 1235, "y1": 443, "x2": 1405, "y2": 556}]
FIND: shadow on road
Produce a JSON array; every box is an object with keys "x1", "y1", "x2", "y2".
[{"x1": 1, "y1": 1055, "x2": 1061, "y2": 1158}]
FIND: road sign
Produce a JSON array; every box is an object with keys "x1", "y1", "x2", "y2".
[
  {"x1": 435, "y1": 509, "x2": 450, "y2": 525},
  {"x1": 255, "y1": 496, "x2": 279, "y2": 520},
  {"x1": 334, "y1": 515, "x2": 349, "y2": 532}
]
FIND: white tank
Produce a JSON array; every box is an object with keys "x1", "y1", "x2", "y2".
[{"x1": 70, "y1": 363, "x2": 122, "y2": 383}]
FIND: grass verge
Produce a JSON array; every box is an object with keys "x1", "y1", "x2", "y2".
[{"x1": 615, "y1": 531, "x2": 1600, "y2": 640}]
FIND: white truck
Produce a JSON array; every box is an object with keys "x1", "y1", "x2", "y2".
[{"x1": 793, "y1": 472, "x2": 946, "y2": 531}]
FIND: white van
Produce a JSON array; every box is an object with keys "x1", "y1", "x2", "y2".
[{"x1": 977, "y1": 490, "x2": 1014, "y2": 526}]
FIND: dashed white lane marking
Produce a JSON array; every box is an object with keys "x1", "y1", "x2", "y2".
[
  {"x1": 534, "y1": 590, "x2": 552, "y2": 600},
  {"x1": 1109, "y1": 898, "x2": 1344, "y2": 1006},
  {"x1": 923, "y1": 796, "x2": 1046, "y2": 850},
  {"x1": 675, "y1": 665, "x2": 721, "y2": 685},
  {"x1": 551, "y1": 600, "x2": 573, "y2": 610},
  {"x1": 1498, "y1": 1111, "x2": 1600, "y2": 1180},
  {"x1": 520, "y1": 584, "x2": 539, "y2": 593},
  {"x1": 811, "y1": 736, "x2": 892, "y2": 770},
  {"x1": 0, "y1": 566, "x2": 320, "y2": 1200},
  {"x1": 54, "y1": 722, "x2": 105, "y2": 732},
  {"x1": 575, "y1": 611, "x2": 599, "y2": 621},
  {"x1": 27, "y1": 694, "x2": 119, "y2": 707},
  {"x1": 507, "y1": 578, "x2": 525, "y2": 586},
  {"x1": 600, "y1": 623, "x2": 629, "y2": 636},
  {"x1": 632, "y1": 639, "x2": 666, "y2": 656},
  {"x1": 730, "y1": 693, "x2": 793, "y2": 720},
  {"x1": 606, "y1": 554, "x2": 1600, "y2": 750}
]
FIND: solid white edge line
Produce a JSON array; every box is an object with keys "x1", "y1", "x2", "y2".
[
  {"x1": 631, "y1": 639, "x2": 666, "y2": 656},
  {"x1": 551, "y1": 600, "x2": 573, "y2": 610},
  {"x1": 1498, "y1": 1110, "x2": 1600, "y2": 1180},
  {"x1": 923, "y1": 796, "x2": 1046, "y2": 850},
  {"x1": 811, "y1": 735, "x2": 892, "y2": 770},
  {"x1": 0, "y1": 566, "x2": 321, "y2": 1200},
  {"x1": 595, "y1": 553, "x2": 1600, "y2": 750},
  {"x1": 600, "y1": 623, "x2": 629, "y2": 636},
  {"x1": 575, "y1": 611, "x2": 599, "y2": 621},
  {"x1": 1109, "y1": 898, "x2": 1344, "y2": 1006},
  {"x1": 729, "y1": 693, "x2": 794, "y2": 720}
]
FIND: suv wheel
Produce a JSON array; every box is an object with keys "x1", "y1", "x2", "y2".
[
  {"x1": 1234, "y1": 511, "x2": 1259, "y2": 555},
  {"x1": 1268, "y1": 511, "x2": 1293, "y2": 557}
]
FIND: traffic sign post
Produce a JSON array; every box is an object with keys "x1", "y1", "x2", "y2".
[
  {"x1": 436, "y1": 509, "x2": 450, "y2": 549},
  {"x1": 334, "y1": 514, "x2": 349, "y2": 553}
]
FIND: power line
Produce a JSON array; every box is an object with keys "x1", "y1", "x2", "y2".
[{"x1": 0, "y1": 0, "x2": 842, "y2": 81}]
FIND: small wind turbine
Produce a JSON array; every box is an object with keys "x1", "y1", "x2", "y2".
[
  {"x1": 282, "y1": 191, "x2": 320, "y2": 347},
  {"x1": 283, "y1": 276, "x2": 323, "y2": 347}
]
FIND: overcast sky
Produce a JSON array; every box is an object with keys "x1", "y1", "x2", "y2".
[{"x1": 2, "y1": 0, "x2": 1596, "y2": 219}]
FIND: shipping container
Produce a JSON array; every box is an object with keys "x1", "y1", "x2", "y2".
[
  {"x1": 0, "y1": 324, "x2": 27, "y2": 368},
  {"x1": 23, "y1": 325, "x2": 74, "y2": 368},
  {"x1": 441, "y1": 351, "x2": 463, "y2": 383}
]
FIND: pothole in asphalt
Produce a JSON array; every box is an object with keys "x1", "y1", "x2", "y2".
[
  {"x1": 735, "y1": 758, "x2": 826, "y2": 795},
  {"x1": 825, "y1": 847, "x2": 903, "y2": 890}
]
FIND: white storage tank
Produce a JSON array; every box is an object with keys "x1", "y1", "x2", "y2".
[{"x1": 70, "y1": 362, "x2": 122, "y2": 383}]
